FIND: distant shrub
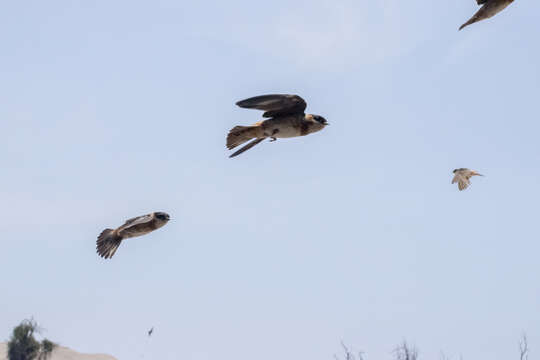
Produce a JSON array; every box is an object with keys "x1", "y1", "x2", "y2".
[
  {"x1": 37, "y1": 339, "x2": 57, "y2": 360},
  {"x1": 7, "y1": 319, "x2": 57, "y2": 360}
]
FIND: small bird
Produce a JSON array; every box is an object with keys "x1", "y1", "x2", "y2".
[
  {"x1": 226, "y1": 94, "x2": 328, "y2": 158},
  {"x1": 96, "y1": 212, "x2": 170, "y2": 259},
  {"x1": 148, "y1": 327, "x2": 154, "y2": 337},
  {"x1": 459, "y1": 0, "x2": 514, "y2": 31},
  {"x1": 452, "y1": 168, "x2": 484, "y2": 191}
]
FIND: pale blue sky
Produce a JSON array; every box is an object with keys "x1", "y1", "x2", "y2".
[{"x1": 1, "y1": 1, "x2": 539, "y2": 359}]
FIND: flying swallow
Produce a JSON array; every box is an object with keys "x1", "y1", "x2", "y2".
[
  {"x1": 452, "y1": 168, "x2": 484, "y2": 191},
  {"x1": 459, "y1": 0, "x2": 514, "y2": 31},
  {"x1": 148, "y1": 327, "x2": 154, "y2": 337},
  {"x1": 226, "y1": 94, "x2": 328, "y2": 158},
  {"x1": 96, "y1": 212, "x2": 170, "y2": 259}
]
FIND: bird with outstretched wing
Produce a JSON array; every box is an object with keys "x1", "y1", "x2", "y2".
[
  {"x1": 226, "y1": 94, "x2": 328, "y2": 158},
  {"x1": 96, "y1": 212, "x2": 170, "y2": 259}
]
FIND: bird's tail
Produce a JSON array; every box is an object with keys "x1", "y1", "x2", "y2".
[
  {"x1": 96, "y1": 229, "x2": 122, "y2": 259},
  {"x1": 229, "y1": 138, "x2": 265, "y2": 158},
  {"x1": 227, "y1": 125, "x2": 261, "y2": 150}
]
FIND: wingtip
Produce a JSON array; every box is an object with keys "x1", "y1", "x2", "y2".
[
  {"x1": 459, "y1": 19, "x2": 475, "y2": 31},
  {"x1": 235, "y1": 99, "x2": 250, "y2": 108}
]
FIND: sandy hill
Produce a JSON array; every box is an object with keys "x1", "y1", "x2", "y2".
[{"x1": 0, "y1": 342, "x2": 117, "y2": 360}]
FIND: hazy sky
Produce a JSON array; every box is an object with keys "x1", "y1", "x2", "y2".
[{"x1": 1, "y1": 1, "x2": 539, "y2": 359}]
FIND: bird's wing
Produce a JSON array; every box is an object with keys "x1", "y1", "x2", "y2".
[
  {"x1": 236, "y1": 94, "x2": 307, "y2": 118},
  {"x1": 476, "y1": 0, "x2": 488, "y2": 5},
  {"x1": 452, "y1": 173, "x2": 470, "y2": 191},
  {"x1": 118, "y1": 214, "x2": 153, "y2": 231},
  {"x1": 229, "y1": 138, "x2": 265, "y2": 158},
  {"x1": 458, "y1": 179, "x2": 470, "y2": 191},
  {"x1": 459, "y1": 9, "x2": 483, "y2": 30}
]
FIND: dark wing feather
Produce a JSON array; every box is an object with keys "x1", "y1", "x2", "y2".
[
  {"x1": 477, "y1": 0, "x2": 488, "y2": 4},
  {"x1": 236, "y1": 94, "x2": 307, "y2": 118},
  {"x1": 119, "y1": 214, "x2": 153, "y2": 230}
]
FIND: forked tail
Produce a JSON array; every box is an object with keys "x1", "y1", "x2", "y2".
[{"x1": 229, "y1": 138, "x2": 265, "y2": 158}]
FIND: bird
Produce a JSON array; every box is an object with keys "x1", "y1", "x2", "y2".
[
  {"x1": 459, "y1": 0, "x2": 514, "y2": 31},
  {"x1": 96, "y1": 212, "x2": 170, "y2": 259},
  {"x1": 452, "y1": 168, "x2": 484, "y2": 191},
  {"x1": 148, "y1": 327, "x2": 154, "y2": 337},
  {"x1": 226, "y1": 94, "x2": 328, "y2": 158}
]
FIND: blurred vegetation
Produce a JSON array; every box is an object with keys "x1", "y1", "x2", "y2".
[
  {"x1": 336, "y1": 337, "x2": 529, "y2": 360},
  {"x1": 7, "y1": 319, "x2": 57, "y2": 360}
]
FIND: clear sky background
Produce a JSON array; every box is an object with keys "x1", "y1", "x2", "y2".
[{"x1": 1, "y1": 1, "x2": 539, "y2": 359}]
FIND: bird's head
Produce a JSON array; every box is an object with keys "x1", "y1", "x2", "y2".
[
  {"x1": 154, "y1": 212, "x2": 170, "y2": 222},
  {"x1": 305, "y1": 114, "x2": 328, "y2": 134},
  {"x1": 312, "y1": 114, "x2": 328, "y2": 126}
]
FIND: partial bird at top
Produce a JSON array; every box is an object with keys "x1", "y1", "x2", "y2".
[
  {"x1": 226, "y1": 94, "x2": 328, "y2": 158},
  {"x1": 96, "y1": 212, "x2": 170, "y2": 259},
  {"x1": 452, "y1": 168, "x2": 484, "y2": 191},
  {"x1": 459, "y1": 0, "x2": 515, "y2": 31}
]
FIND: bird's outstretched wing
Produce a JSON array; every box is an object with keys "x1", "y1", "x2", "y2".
[
  {"x1": 476, "y1": 0, "x2": 488, "y2": 5},
  {"x1": 118, "y1": 214, "x2": 153, "y2": 231},
  {"x1": 458, "y1": 179, "x2": 470, "y2": 191},
  {"x1": 452, "y1": 174, "x2": 470, "y2": 191},
  {"x1": 236, "y1": 94, "x2": 307, "y2": 118}
]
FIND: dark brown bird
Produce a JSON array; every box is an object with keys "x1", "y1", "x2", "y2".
[
  {"x1": 227, "y1": 94, "x2": 328, "y2": 158},
  {"x1": 459, "y1": 0, "x2": 515, "y2": 31},
  {"x1": 96, "y1": 212, "x2": 170, "y2": 259}
]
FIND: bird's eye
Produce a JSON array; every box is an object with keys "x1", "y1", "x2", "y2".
[{"x1": 316, "y1": 116, "x2": 327, "y2": 124}]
